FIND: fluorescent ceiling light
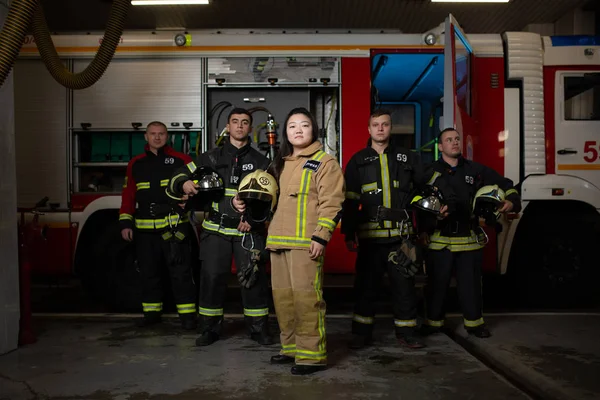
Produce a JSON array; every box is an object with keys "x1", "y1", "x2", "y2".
[
  {"x1": 132, "y1": 0, "x2": 210, "y2": 5},
  {"x1": 431, "y1": 0, "x2": 509, "y2": 3}
]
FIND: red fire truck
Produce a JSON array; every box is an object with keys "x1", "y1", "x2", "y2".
[{"x1": 14, "y1": 15, "x2": 600, "y2": 309}]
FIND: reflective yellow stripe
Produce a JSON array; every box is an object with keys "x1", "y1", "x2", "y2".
[
  {"x1": 119, "y1": 213, "x2": 133, "y2": 221},
  {"x1": 392, "y1": 180, "x2": 399, "y2": 188},
  {"x1": 135, "y1": 215, "x2": 189, "y2": 230},
  {"x1": 346, "y1": 191, "x2": 360, "y2": 200},
  {"x1": 427, "y1": 171, "x2": 442, "y2": 186},
  {"x1": 361, "y1": 182, "x2": 378, "y2": 193},
  {"x1": 142, "y1": 302, "x2": 162, "y2": 312},
  {"x1": 176, "y1": 303, "x2": 196, "y2": 314},
  {"x1": 136, "y1": 182, "x2": 150, "y2": 190},
  {"x1": 380, "y1": 154, "x2": 392, "y2": 229},
  {"x1": 201, "y1": 220, "x2": 242, "y2": 236},
  {"x1": 198, "y1": 307, "x2": 224, "y2": 316},
  {"x1": 425, "y1": 319, "x2": 445, "y2": 327},
  {"x1": 123, "y1": 176, "x2": 128, "y2": 188},
  {"x1": 394, "y1": 319, "x2": 417, "y2": 327},
  {"x1": 266, "y1": 235, "x2": 312, "y2": 247},
  {"x1": 352, "y1": 314, "x2": 374, "y2": 324},
  {"x1": 428, "y1": 230, "x2": 485, "y2": 252},
  {"x1": 464, "y1": 317, "x2": 485, "y2": 327},
  {"x1": 170, "y1": 173, "x2": 188, "y2": 193},
  {"x1": 243, "y1": 308, "x2": 269, "y2": 317},
  {"x1": 505, "y1": 188, "x2": 518, "y2": 197},
  {"x1": 317, "y1": 217, "x2": 336, "y2": 231},
  {"x1": 160, "y1": 179, "x2": 169, "y2": 187},
  {"x1": 281, "y1": 344, "x2": 296, "y2": 355},
  {"x1": 296, "y1": 151, "x2": 327, "y2": 238},
  {"x1": 225, "y1": 188, "x2": 238, "y2": 196},
  {"x1": 314, "y1": 256, "x2": 326, "y2": 356},
  {"x1": 296, "y1": 352, "x2": 327, "y2": 360},
  {"x1": 187, "y1": 161, "x2": 197, "y2": 173}
]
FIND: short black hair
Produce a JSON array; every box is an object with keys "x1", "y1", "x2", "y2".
[
  {"x1": 438, "y1": 127, "x2": 459, "y2": 142},
  {"x1": 227, "y1": 108, "x2": 253, "y2": 125}
]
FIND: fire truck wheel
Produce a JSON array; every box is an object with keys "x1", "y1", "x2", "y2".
[
  {"x1": 84, "y1": 221, "x2": 142, "y2": 312},
  {"x1": 510, "y1": 211, "x2": 599, "y2": 308}
]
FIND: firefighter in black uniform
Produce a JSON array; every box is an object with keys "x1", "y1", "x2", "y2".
[
  {"x1": 169, "y1": 108, "x2": 273, "y2": 347},
  {"x1": 119, "y1": 121, "x2": 197, "y2": 330},
  {"x1": 421, "y1": 128, "x2": 521, "y2": 338},
  {"x1": 342, "y1": 109, "x2": 454, "y2": 349}
]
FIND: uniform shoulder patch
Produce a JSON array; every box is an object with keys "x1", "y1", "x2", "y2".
[{"x1": 304, "y1": 159, "x2": 322, "y2": 172}]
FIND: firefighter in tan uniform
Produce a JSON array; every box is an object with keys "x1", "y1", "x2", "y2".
[{"x1": 234, "y1": 107, "x2": 345, "y2": 375}]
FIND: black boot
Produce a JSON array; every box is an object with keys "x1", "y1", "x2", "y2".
[
  {"x1": 348, "y1": 334, "x2": 372, "y2": 350},
  {"x1": 270, "y1": 354, "x2": 295, "y2": 364},
  {"x1": 290, "y1": 365, "x2": 326, "y2": 375},
  {"x1": 251, "y1": 330, "x2": 275, "y2": 345},
  {"x1": 135, "y1": 312, "x2": 162, "y2": 328},
  {"x1": 180, "y1": 314, "x2": 197, "y2": 331},
  {"x1": 419, "y1": 324, "x2": 442, "y2": 337},
  {"x1": 466, "y1": 325, "x2": 491, "y2": 338},
  {"x1": 195, "y1": 331, "x2": 219, "y2": 346},
  {"x1": 397, "y1": 328, "x2": 426, "y2": 349}
]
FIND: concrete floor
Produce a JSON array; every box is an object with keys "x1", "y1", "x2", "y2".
[
  {"x1": 451, "y1": 314, "x2": 600, "y2": 400},
  {"x1": 0, "y1": 317, "x2": 528, "y2": 400}
]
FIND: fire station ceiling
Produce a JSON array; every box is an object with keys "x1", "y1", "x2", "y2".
[{"x1": 38, "y1": 0, "x2": 593, "y2": 34}]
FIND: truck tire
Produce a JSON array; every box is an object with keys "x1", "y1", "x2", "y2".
[
  {"x1": 84, "y1": 220, "x2": 142, "y2": 312},
  {"x1": 509, "y1": 212, "x2": 599, "y2": 308}
]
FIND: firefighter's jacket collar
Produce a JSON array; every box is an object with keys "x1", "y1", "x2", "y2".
[{"x1": 283, "y1": 141, "x2": 323, "y2": 161}]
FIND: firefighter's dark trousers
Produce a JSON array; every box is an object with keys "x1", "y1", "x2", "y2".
[
  {"x1": 197, "y1": 231, "x2": 270, "y2": 336},
  {"x1": 352, "y1": 241, "x2": 418, "y2": 338},
  {"x1": 425, "y1": 248, "x2": 484, "y2": 329},
  {"x1": 135, "y1": 226, "x2": 196, "y2": 317}
]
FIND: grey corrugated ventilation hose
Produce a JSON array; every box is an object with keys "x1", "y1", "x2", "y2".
[{"x1": 0, "y1": 0, "x2": 131, "y2": 90}]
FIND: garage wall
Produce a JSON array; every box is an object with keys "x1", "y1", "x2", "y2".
[{"x1": 0, "y1": 0, "x2": 20, "y2": 355}]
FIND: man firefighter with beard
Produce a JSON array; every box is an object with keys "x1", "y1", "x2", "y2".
[{"x1": 420, "y1": 128, "x2": 521, "y2": 338}]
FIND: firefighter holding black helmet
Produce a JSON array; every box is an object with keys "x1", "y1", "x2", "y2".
[
  {"x1": 169, "y1": 108, "x2": 273, "y2": 347},
  {"x1": 421, "y1": 128, "x2": 521, "y2": 338}
]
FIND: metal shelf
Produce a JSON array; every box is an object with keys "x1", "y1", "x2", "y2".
[{"x1": 74, "y1": 162, "x2": 129, "y2": 167}]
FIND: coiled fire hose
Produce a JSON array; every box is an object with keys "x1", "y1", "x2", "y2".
[{"x1": 0, "y1": 0, "x2": 131, "y2": 90}]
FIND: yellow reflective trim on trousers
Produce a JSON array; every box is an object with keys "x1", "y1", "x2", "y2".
[
  {"x1": 428, "y1": 230, "x2": 485, "y2": 252},
  {"x1": 394, "y1": 319, "x2": 417, "y2": 327},
  {"x1": 142, "y1": 302, "x2": 162, "y2": 312},
  {"x1": 243, "y1": 308, "x2": 269, "y2": 317},
  {"x1": 198, "y1": 307, "x2": 224, "y2": 316},
  {"x1": 201, "y1": 220, "x2": 243, "y2": 236},
  {"x1": 225, "y1": 188, "x2": 238, "y2": 196},
  {"x1": 187, "y1": 161, "x2": 197, "y2": 173},
  {"x1": 266, "y1": 236, "x2": 312, "y2": 247},
  {"x1": 123, "y1": 176, "x2": 128, "y2": 188},
  {"x1": 505, "y1": 188, "x2": 518, "y2": 197},
  {"x1": 296, "y1": 351, "x2": 327, "y2": 359},
  {"x1": 135, "y1": 215, "x2": 190, "y2": 230},
  {"x1": 353, "y1": 314, "x2": 374, "y2": 324},
  {"x1": 296, "y1": 151, "x2": 327, "y2": 238},
  {"x1": 136, "y1": 182, "x2": 150, "y2": 190},
  {"x1": 361, "y1": 182, "x2": 378, "y2": 193},
  {"x1": 464, "y1": 317, "x2": 484, "y2": 327},
  {"x1": 314, "y1": 256, "x2": 326, "y2": 355},
  {"x1": 425, "y1": 319, "x2": 444, "y2": 327},
  {"x1": 427, "y1": 171, "x2": 442, "y2": 186},
  {"x1": 357, "y1": 229, "x2": 402, "y2": 239},
  {"x1": 176, "y1": 303, "x2": 196, "y2": 314},
  {"x1": 346, "y1": 191, "x2": 360, "y2": 200},
  {"x1": 317, "y1": 217, "x2": 336, "y2": 231},
  {"x1": 380, "y1": 154, "x2": 392, "y2": 229},
  {"x1": 160, "y1": 179, "x2": 169, "y2": 187},
  {"x1": 119, "y1": 213, "x2": 133, "y2": 221}
]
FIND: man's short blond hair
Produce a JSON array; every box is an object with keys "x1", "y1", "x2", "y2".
[{"x1": 146, "y1": 121, "x2": 168, "y2": 132}]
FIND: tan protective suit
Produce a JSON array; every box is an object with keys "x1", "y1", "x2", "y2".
[{"x1": 266, "y1": 141, "x2": 345, "y2": 365}]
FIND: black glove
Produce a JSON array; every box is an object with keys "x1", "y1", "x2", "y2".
[
  {"x1": 388, "y1": 239, "x2": 419, "y2": 278},
  {"x1": 237, "y1": 249, "x2": 262, "y2": 289}
]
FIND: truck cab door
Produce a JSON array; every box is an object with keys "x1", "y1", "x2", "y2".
[{"x1": 443, "y1": 14, "x2": 476, "y2": 159}]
